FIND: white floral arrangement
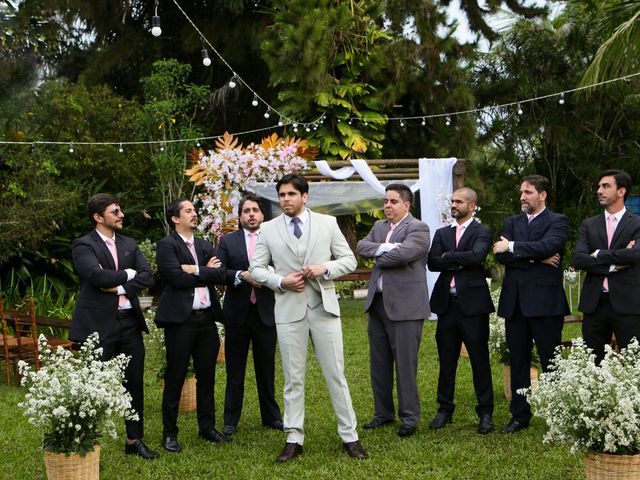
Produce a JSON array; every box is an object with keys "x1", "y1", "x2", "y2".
[
  {"x1": 186, "y1": 132, "x2": 314, "y2": 238},
  {"x1": 488, "y1": 287, "x2": 510, "y2": 365},
  {"x1": 520, "y1": 338, "x2": 640, "y2": 454},
  {"x1": 18, "y1": 333, "x2": 137, "y2": 456},
  {"x1": 563, "y1": 268, "x2": 579, "y2": 285}
]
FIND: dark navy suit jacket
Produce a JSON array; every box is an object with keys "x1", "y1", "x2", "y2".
[
  {"x1": 428, "y1": 220, "x2": 494, "y2": 316},
  {"x1": 495, "y1": 209, "x2": 570, "y2": 319}
]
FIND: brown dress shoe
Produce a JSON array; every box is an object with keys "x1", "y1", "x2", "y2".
[
  {"x1": 276, "y1": 442, "x2": 303, "y2": 462},
  {"x1": 343, "y1": 441, "x2": 368, "y2": 459}
]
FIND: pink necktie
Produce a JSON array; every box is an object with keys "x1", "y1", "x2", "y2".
[
  {"x1": 450, "y1": 224, "x2": 465, "y2": 288},
  {"x1": 247, "y1": 232, "x2": 257, "y2": 304},
  {"x1": 385, "y1": 223, "x2": 397, "y2": 242},
  {"x1": 603, "y1": 215, "x2": 617, "y2": 291},
  {"x1": 105, "y1": 239, "x2": 127, "y2": 308},
  {"x1": 186, "y1": 240, "x2": 209, "y2": 305}
]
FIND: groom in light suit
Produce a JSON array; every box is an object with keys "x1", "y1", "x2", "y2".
[{"x1": 249, "y1": 173, "x2": 367, "y2": 462}]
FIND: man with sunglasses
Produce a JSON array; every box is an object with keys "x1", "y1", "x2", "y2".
[{"x1": 70, "y1": 193, "x2": 158, "y2": 459}]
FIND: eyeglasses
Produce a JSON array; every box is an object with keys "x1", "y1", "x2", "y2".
[{"x1": 104, "y1": 208, "x2": 123, "y2": 216}]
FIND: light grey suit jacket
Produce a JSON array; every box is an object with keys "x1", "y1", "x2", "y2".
[
  {"x1": 250, "y1": 210, "x2": 357, "y2": 323},
  {"x1": 357, "y1": 214, "x2": 430, "y2": 321}
]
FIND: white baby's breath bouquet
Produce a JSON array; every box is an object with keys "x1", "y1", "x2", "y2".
[
  {"x1": 488, "y1": 288, "x2": 510, "y2": 364},
  {"x1": 18, "y1": 333, "x2": 137, "y2": 456},
  {"x1": 521, "y1": 338, "x2": 640, "y2": 454}
]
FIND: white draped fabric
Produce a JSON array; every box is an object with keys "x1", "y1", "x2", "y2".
[{"x1": 314, "y1": 160, "x2": 421, "y2": 194}]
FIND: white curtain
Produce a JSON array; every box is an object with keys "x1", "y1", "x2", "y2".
[
  {"x1": 315, "y1": 160, "x2": 421, "y2": 194},
  {"x1": 418, "y1": 157, "x2": 457, "y2": 308}
]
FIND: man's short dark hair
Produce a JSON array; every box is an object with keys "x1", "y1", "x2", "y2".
[
  {"x1": 166, "y1": 198, "x2": 190, "y2": 231},
  {"x1": 600, "y1": 169, "x2": 633, "y2": 200},
  {"x1": 521, "y1": 175, "x2": 551, "y2": 195},
  {"x1": 385, "y1": 183, "x2": 413, "y2": 204},
  {"x1": 238, "y1": 193, "x2": 265, "y2": 216},
  {"x1": 88, "y1": 193, "x2": 120, "y2": 225},
  {"x1": 276, "y1": 173, "x2": 309, "y2": 195}
]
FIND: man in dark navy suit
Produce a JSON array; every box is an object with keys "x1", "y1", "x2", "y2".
[
  {"x1": 155, "y1": 199, "x2": 230, "y2": 453},
  {"x1": 573, "y1": 170, "x2": 640, "y2": 363},
  {"x1": 428, "y1": 187, "x2": 494, "y2": 435},
  {"x1": 493, "y1": 175, "x2": 569, "y2": 434},
  {"x1": 217, "y1": 193, "x2": 282, "y2": 436},
  {"x1": 71, "y1": 193, "x2": 158, "y2": 459}
]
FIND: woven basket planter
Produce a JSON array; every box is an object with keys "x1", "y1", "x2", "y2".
[
  {"x1": 178, "y1": 377, "x2": 197, "y2": 413},
  {"x1": 44, "y1": 444, "x2": 100, "y2": 480},
  {"x1": 502, "y1": 365, "x2": 539, "y2": 401},
  {"x1": 585, "y1": 451, "x2": 640, "y2": 479},
  {"x1": 217, "y1": 339, "x2": 225, "y2": 364}
]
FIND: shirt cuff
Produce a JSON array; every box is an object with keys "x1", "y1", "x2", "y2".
[
  {"x1": 116, "y1": 286, "x2": 126, "y2": 295},
  {"x1": 124, "y1": 268, "x2": 136, "y2": 281},
  {"x1": 508, "y1": 241, "x2": 514, "y2": 253},
  {"x1": 234, "y1": 270, "x2": 243, "y2": 286}
]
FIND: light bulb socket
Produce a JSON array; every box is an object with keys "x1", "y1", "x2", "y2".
[{"x1": 151, "y1": 16, "x2": 162, "y2": 36}]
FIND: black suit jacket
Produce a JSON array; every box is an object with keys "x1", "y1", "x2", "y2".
[
  {"x1": 428, "y1": 220, "x2": 495, "y2": 316},
  {"x1": 154, "y1": 232, "x2": 225, "y2": 326},
  {"x1": 495, "y1": 209, "x2": 570, "y2": 319},
  {"x1": 217, "y1": 229, "x2": 275, "y2": 327},
  {"x1": 70, "y1": 230, "x2": 153, "y2": 342},
  {"x1": 573, "y1": 211, "x2": 640, "y2": 314}
]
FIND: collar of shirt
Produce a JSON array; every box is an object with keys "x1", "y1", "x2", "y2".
[
  {"x1": 96, "y1": 229, "x2": 115, "y2": 243},
  {"x1": 604, "y1": 207, "x2": 626, "y2": 222},
  {"x1": 244, "y1": 228, "x2": 261, "y2": 242},
  {"x1": 177, "y1": 232, "x2": 195, "y2": 245},
  {"x1": 451, "y1": 217, "x2": 473, "y2": 230},
  {"x1": 527, "y1": 207, "x2": 546, "y2": 222},
  {"x1": 284, "y1": 208, "x2": 310, "y2": 228}
]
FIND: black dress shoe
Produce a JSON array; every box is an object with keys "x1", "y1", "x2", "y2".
[
  {"x1": 125, "y1": 440, "x2": 159, "y2": 459},
  {"x1": 276, "y1": 442, "x2": 303, "y2": 462},
  {"x1": 199, "y1": 428, "x2": 232, "y2": 443},
  {"x1": 363, "y1": 417, "x2": 394, "y2": 429},
  {"x1": 429, "y1": 411, "x2": 453, "y2": 430},
  {"x1": 162, "y1": 436, "x2": 181, "y2": 453},
  {"x1": 222, "y1": 425, "x2": 236, "y2": 436},
  {"x1": 500, "y1": 418, "x2": 529, "y2": 434},
  {"x1": 343, "y1": 441, "x2": 368, "y2": 460},
  {"x1": 263, "y1": 420, "x2": 284, "y2": 431},
  {"x1": 397, "y1": 425, "x2": 417, "y2": 437},
  {"x1": 478, "y1": 415, "x2": 494, "y2": 434}
]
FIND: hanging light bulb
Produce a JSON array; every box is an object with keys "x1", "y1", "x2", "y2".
[
  {"x1": 363, "y1": 120, "x2": 368, "y2": 126},
  {"x1": 201, "y1": 48, "x2": 211, "y2": 67},
  {"x1": 263, "y1": 108, "x2": 271, "y2": 119},
  {"x1": 251, "y1": 94, "x2": 259, "y2": 107},
  {"x1": 348, "y1": 119, "x2": 352, "y2": 125},
  {"x1": 228, "y1": 75, "x2": 237, "y2": 89},
  {"x1": 160, "y1": 144, "x2": 165, "y2": 152},
  {"x1": 421, "y1": 117, "x2": 426, "y2": 126},
  {"x1": 399, "y1": 119, "x2": 405, "y2": 128},
  {"x1": 196, "y1": 140, "x2": 201, "y2": 148},
  {"x1": 337, "y1": 118, "x2": 341, "y2": 123},
  {"x1": 118, "y1": 143, "x2": 124, "y2": 153},
  {"x1": 305, "y1": 125, "x2": 311, "y2": 132},
  {"x1": 151, "y1": 0, "x2": 162, "y2": 37},
  {"x1": 558, "y1": 93, "x2": 565, "y2": 105},
  {"x1": 68, "y1": 143, "x2": 74, "y2": 153},
  {"x1": 445, "y1": 116, "x2": 451, "y2": 126},
  {"x1": 292, "y1": 122, "x2": 298, "y2": 130},
  {"x1": 278, "y1": 116, "x2": 284, "y2": 127},
  {"x1": 517, "y1": 104, "x2": 523, "y2": 115},
  {"x1": 313, "y1": 123, "x2": 318, "y2": 130}
]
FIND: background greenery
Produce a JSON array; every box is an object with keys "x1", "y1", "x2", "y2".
[{"x1": 1, "y1": 299, "x2": 585, "y2": 480}]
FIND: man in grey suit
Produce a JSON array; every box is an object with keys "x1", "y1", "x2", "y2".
[
  {"x1": 357, "y1": 184, "x2": 430, "y2": 438},
  {"x1": 250, "y1": 173, "x2": 367, "y2": 462}
]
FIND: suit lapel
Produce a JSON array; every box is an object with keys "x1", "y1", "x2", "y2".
[
  {"x1": 389, "y1": 214, "x2": 412, "y2": 242},
  {"x1": 456, "y1": 220, "x2": 477, "y2": 250},
  {"x1": 173, "y1": 231, "x2": 195, "y2": 264},
  {"x1": 274, "y1": 214, "x2": 297, "y2": 256},
  {"x1": 611, "y1": 212, "x2": 632, "y2": 247},
  {"x1": 238, "y1": 229, "x2": 250, "y2": 265},
  {"x1": 90, "y1": 230, "x2": 116, "y2": 270},
  {"x1": 303, "y1": 211, "x2": 320, "y2": 264}
]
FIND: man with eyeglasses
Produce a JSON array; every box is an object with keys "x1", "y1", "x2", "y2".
[{"x1": 70, "y1": 193, "x2": 158, "y2": 459}]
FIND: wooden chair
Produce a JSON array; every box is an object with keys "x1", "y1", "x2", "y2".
[
  {"x1": 2, "y1": 298, "x2": 40, "y2": 385},
  {"x1": 0, "y1": 295, "x2": 14, "y2": 386}
]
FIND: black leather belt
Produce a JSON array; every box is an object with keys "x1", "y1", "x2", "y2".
[
  {"x1": 450, "y1": 294, "x2": 459, "y2": 302},
  {"x1": 116, "y1": 309, "x2": 134, "y2": 319}
]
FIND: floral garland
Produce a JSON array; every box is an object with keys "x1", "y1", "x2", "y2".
[{"x1": 186, "y1": 132, "x2": 315, "y2": 238}]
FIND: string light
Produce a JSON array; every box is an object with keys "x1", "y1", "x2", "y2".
[
  {"x1": 399, "y1": 119, "x2": 405, "y2": 127},
  {"x1": 68, "y1": 143, "x2": 74, "y2": 153},
  {"x1": 201, "y1": 48, "x2": 211, "y2": 67},
  {"x1": 278, "y1": 117, "x2": 284, "y2": 127},
  {"x1": 252, "y1": 94, "x2": 259, "y2": 107},
  {"x1": 421, "y1": 117, "x2": 426, "y2": 126},
  {"x1": 228, "y1": 74, "x2": 237, "y2": 89},
  {"x1": 558, "y1": 93, "x2": 565, "y2": 105},
  {"x1": 263, "y1": 108, "x2": 271, "y2": 119},
  {"x1": 118, "y1": 143, "x2": 124, "y2": 153},
  {"x1": 160, "y1": 145, "x2": 165, "y2": 152},
  {"x1": 517, "y1": 104, "x2": 523, "y2": 115},
  {"x1": 151, "y1": 0, "x2": 162, "y2": 37},
  {"x1": 445, "y1": 116, "x2": 451, "y2": 126},
  {"x1": 196, "y1": 140, "x2": 201, "y2": 147}
]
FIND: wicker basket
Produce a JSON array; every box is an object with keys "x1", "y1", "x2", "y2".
[
  {"x1": 179, "y1": 377, "x2": 197, "y2": 413},
  {"x1": 585, "y1": 451, "x2": 640, "y2": 479},
  {"x1": 44, "y1": 444, "x2": 100, "y2": 480},
  {"x1": 502, "y1": 365, "x2": 539, "y2": 400}
]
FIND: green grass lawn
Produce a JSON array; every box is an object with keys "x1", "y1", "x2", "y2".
[{"x1": 0, "y1": 299, "x2": 585, "y2": 480}]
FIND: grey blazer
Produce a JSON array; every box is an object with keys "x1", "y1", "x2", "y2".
[{"x1": 357, "y1": 214, "x2": 431, "y2": 321}]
